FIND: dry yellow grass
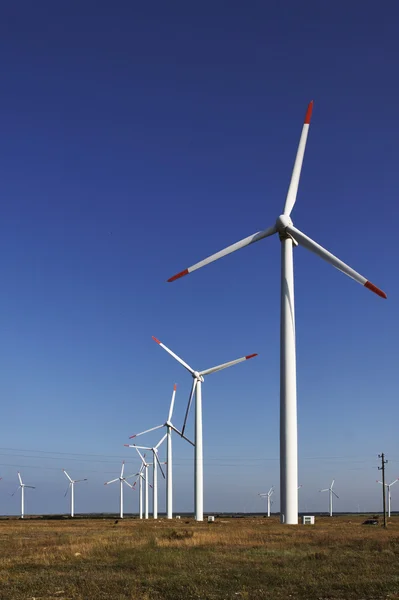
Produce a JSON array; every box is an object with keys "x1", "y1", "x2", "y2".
[{"x1": 0, "y1": 516, "x2": 398, "y2": 599}]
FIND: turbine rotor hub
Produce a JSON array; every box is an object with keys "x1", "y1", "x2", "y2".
[{"x1": 276, "y1": 214, "x2": 293, "y2": 233}]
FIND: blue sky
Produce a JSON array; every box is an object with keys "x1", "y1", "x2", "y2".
[{"x1": 0, "y1": 1, "x2": 397, "y2": 516}]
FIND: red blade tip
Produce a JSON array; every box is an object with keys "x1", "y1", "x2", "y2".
[
  {"x1": 364, "y1": 281, "x2": 387, "y2": 299},
  {"x1": 304, "y1": 101, "x2": 314, "y2": 125},
  {"x1": 167, "y1": 269, "x2": 189, "y2": 283},
  {"x1": 173, "y1": 384, "x2": 177, "y2": 391},
  {"x1": 152, "y1": 336, "x2": 161, "y2": 344},
  {"x1": 246, "y1": 353, "x2": 258, "y2": 360},
  {"x1": 129, "y1": 435, "x2": 136, "y2": 439}
]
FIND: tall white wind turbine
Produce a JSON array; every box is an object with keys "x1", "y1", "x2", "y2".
[
  {"x1": 104, "y1": 461, "x2": 135, "y2": 519},
  {"x1": 63, "y1": 469, "x2": 87, "y2": 518},
  {"x1": 152, "y1": 336, "x2": 257, "y2": 522},
  {"x1": 128, "y1": 384, "x2": 194, "y2": 519},
  {"x1": 377, "y1": 477, "x2": 399, "y2": 518},
  {"x1": 133, "y1": 462, "x2": 146, "y2": 519},
  {"x1": 13, "y1": 472, "x2": 35, "y2": 519},
  {"x1": 166, "y1": 102, "x2": 386, "y2": 524},
  {"x1": 319, "y1": 479, "x2": 339, "y2": 517},
  {"x1": 127, "y1": 434, "x2": 167, "y2": 519},
  {"x1": 259, "y1": 486, "x2": 274, "y2": 517}
]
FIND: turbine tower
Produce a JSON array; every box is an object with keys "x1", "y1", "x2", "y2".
[
  {"x1": 128, "y1": 434, "x2": 167, "y2": 519},
  {"x1": 259, "y1": 486, "x2": 274, "y2": 517},
  {"x1": 166, "y1": 102, "x2": 386, "y2": 524},
  {"x1": 128, "y1": 384, "x2": 194, "y2": 519},
  {"x1": 13, "y1": 472, "x2": 35, "y2": 519},
  {"x1": 133, "y1": 448, "x2": 151, "y2": 519},
  {"x1": 63, "y1": 469, "x2": 87, "y2": 518},
  {"x1": 104, "y1": 461, "x2": 135, "y2": 519},
  {"x1": 152, "y1": 336, "x2": 257, "y2": 521},
  {"x1": 319, "y1": 480, "x2": 339, "y2": 517},
  {"x1": 377, "y1": 477, "x2": 399, "y2": 518}
]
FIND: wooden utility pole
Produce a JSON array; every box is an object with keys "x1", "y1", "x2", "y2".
[{"x1": 378, "y1": 453, "x2": 388, "y2": 529}]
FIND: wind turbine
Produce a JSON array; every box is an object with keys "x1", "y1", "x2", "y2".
[
  {"x1": 104, "y1": 461, "x2": 135, "y2": 519},
  {"x1": 63, "y1": 470, "x2": 87, "y2": 518},
  {"x1": 319, "y1": 480, "x2": 339, "y2": 517},
  {"x1": 259, "y1": 486, "x2": 274, "y2": 517},
  {"x1": 377, "y1": 477, "x2": 399, "y2": 518},
  {"x1": 166, "y1": 101, "x2": 386, "y2": 524},
  {"x1": 127, "y1": 434, "x2": 167, "y2": 519},
  {"x1": 132, "y1": 448, "x2": 151, "y2": 519},
  {"x1": 152, "y1": 336, "x2": 257, "y2": 522},
  {"x1": 133, "y1": 462, "x2": 146, "y2": 519},
  {"x1": 13, "y1": 472, "x2": 35, "y2": 519},
  {"x1": 128, "y1": 384, "x2": 194, "y2": 520}
]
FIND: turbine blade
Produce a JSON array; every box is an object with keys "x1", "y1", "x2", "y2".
[
  {"x1": 129, "y1": 424, "x2": 164, "y2": 439},
  {"x1": 123, "y1": 479, "x2": 134, "y2": 489},
  {"x1": 155, "y1": 452, "x2": 166, "y2": 479},
  {"x1": 25, "y1": 486, "x2": 35, "y2": 489},
  {"x1": 319, "y1": 489, "x2": 329, "y2": 493},
  {"x1": 169, "y1": 423, "x2": 195, "y2": 446},
  {"x1": 331, "y1": 480, "x2": 335, "y2": 489},
  {"x1": 155, "y1": 433, "x2": 167, "y2": 450},
  {"x1": 200, "y1": 353, "x2": 258, "y2": 377},
  {"x1": 134, "y1": 447, "x2": 146, "y2": 464},
  {"x1": 104, "y1": 478, "x2": 119, "y2": 485},
  {"x1": 74, "y1": 479, "x2": 88, "y2": 483},
  {"x1": 167, "y1": 226, "x2": 277, "y2": 282},
  {"x1": 120, "y1": 461, "x2": 125, "y2": 478},
  {"x1": 390, "y1": 479, "x2": 399, "y2": 486},
  {"x1": 167, "y1": 384, "x2": 177, "y2": 422},
  {"x1": 130, "y1": 445, "x2": 153, "y2": 450},
  {"x1": 181, "y1": 378, "x2": 197, "y2": 436},
  {"x1": 63, "y1": 469, "x2": 73, "y2": 483},
  {"x1": 332, "y1": 491, "x2": 339, "y2": 499},
  {"x1": 283, "y1": 101, "x2": 314, "y2": 216},
  {"x1": 64, "y1": 483, "x2": 71, "y2": 497},
  {"x1": 287, "y1": 225, "x2": 387, "y2": 299},
  {"x1": 152, "y1": 336, "x2": 196, "y2": 375},
  {"x1": 17, "y1": 472, "x2": 23, "y2": 486}
]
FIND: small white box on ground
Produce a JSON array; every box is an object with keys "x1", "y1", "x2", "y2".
[
  {"x1": 302, "y1": 515, "x2": 315, "y2": 525},
  {"x1": 207, "y1": 516, "x2": 215, "y2": 522},
  {"x1": 175, "y1": 516, "x2": 181, "y2": 519}
]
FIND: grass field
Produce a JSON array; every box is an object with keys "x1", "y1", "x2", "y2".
[{"x1": 0, "y1": 516, "x2": 398, "y2": 600}]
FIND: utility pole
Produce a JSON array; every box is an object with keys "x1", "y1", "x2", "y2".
[{"x1": 378, "y1": 453, "x2": 388, "y2": 529}]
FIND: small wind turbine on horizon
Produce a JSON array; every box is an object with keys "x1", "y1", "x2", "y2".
[
  {"x1": 127, "y1": 434, "x2": 167, "y2": 520},
  {"x1": 132, "y1": 448, "x2": 151, "y2": 519},
  {"x1": 320, "y1": 480, "x2": 339, "y2": 517},
  {"x1": 152, "y1": 336, "x2": 257, "y2": 521},
  {"x1": 127, "y1": 384, "x2": 194, "y2": 519},
  {"x1": 104, "y1": 461, "x2": 135, "y2": 519},
  {"x1": 259, "y1": 486, "x2": 274, "y2": 517},
  {"x1": 132, "y1": 460, "x2": 151, "y2": 520},
  {"x1": 63, "y1": 469, "x2": 87, "y2": 518},
  {"x1": 377, "y1": 477, "x2": 399, "y2": 518},
  {"x1": 166, "y1": 101, "x2": 386, "y2": 524},
  {"x1": 13, "y1": 472, "x2": 35, "y2": 519}
]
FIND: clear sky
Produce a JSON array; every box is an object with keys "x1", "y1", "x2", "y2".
[{"x1": 0, "y1": 1, "x2": 397, "y2": 517}]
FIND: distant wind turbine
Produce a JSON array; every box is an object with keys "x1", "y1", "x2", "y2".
[
  {"x1": 259, "y1": 486, "x2": 274, "y2": 517},
  {"x1": 129, "y1": 434, "x2": 167, "y2": 520},
  {"x1": 13, "y1": 472, "x2": 35, "y2": 519},
  {"x1": 127, "y1": 384, "x2": 193, "y2": 519},
  {"x1": 104, "y1": 461, "x2": 135, "y2": 519},
  {"x1": 152, "y1": 336, "x2": 257, "y2": 521},
  {"x1": 377, "y1": 477, "x2": 399, "y2": 518},
  {"x1": 319, "y1": 480, "x2": 339, "y2": 517},
  {"x1": 63, "y1": 469, "x2": 87, "y2": 518}
]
